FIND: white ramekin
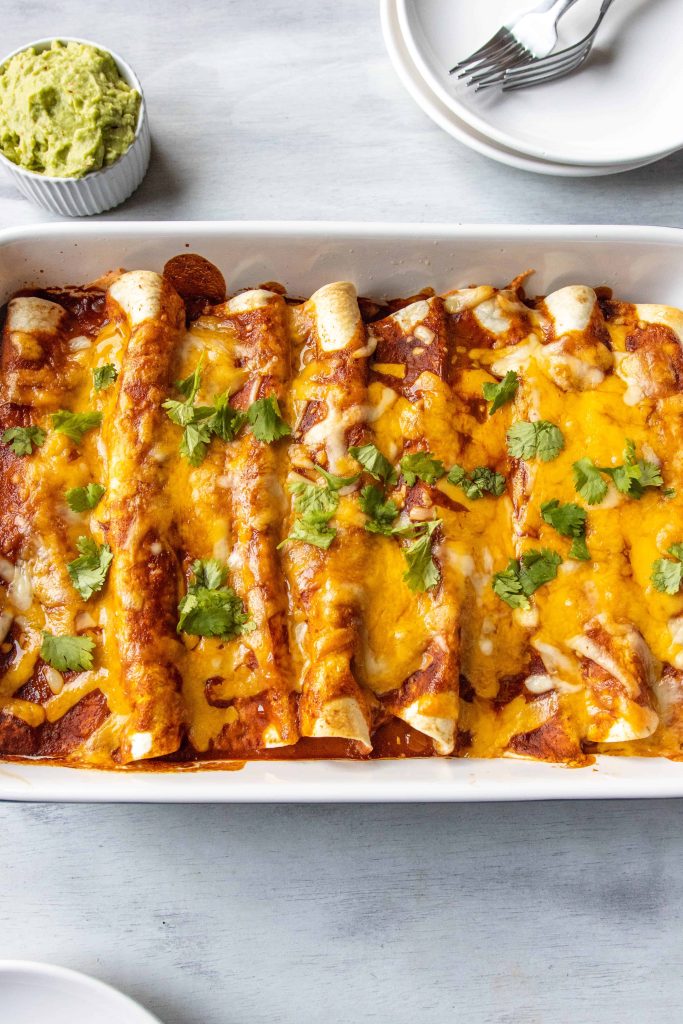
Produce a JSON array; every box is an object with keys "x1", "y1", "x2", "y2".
[{"x1": 0, "y1": 37, "x2": 150, "y2": 217}]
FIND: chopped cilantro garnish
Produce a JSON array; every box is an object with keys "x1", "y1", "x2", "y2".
[
  {"x1": 175, "y1": 360, "x2": 203, "y2": 402},
  {"x1": 279, "y1": 468, "x2": 346, "y2": 550},
  {"x1": 600, "y1": 440, "x2": 664, "y2": 500},
  {"x1": 65, "y1": 483, "x2": 105, "y2": 513},
  {"x1": 652, "y1": 545, "x2": 683, "y2": 595},
  {"x1": 246, "y1": 396, "x2": 291, "y2": 443},
  {"x1": 447, "y1": 464, "x2": 506, "y2": 500},
  {"x1": 207, "y1": 392, "x2": 247, "y2": 442},
  {"x1": 569, "y1": 535, "x2": 591, "y2": 561},
  {"x1": 177, "y1": 558, "x2": 249, "y2": 638},
  {"x1": 67, "y1": 536, "x2": 113, "y2": 600},
  {"x1": 316, "y1": 466, "x2": 360, "y2": 491},
  {"x1": 163, "y1": 360, "x2": 246, "y2": 466},
  {"x1": 349, "y1": 443, "x2": 397, "y2": 484},
  {"x1": 51, "y1": 410, "x2": 102, "y2": 445},
  {"x1": 506, "y1": 420, "x2": 564, "y2": 462},
  {"x1": 290, "y1": 480, "x2": 338, "y2": 523},
  {"x1": 178, "y1": 418, "x2": 214, "y2": 467},
  {"x1": 492, "y1": 548, "x2": 562, "y2": 609},
  {"x1": 573, "y1": 442, "x2": 665, "y2": 507},
  {"x1": 93, "y1": 363, "x2": 118, "y2": 391},
  {"x1": 540, "y1": 499, "x2": 590, "y2": 561},
  {"x1": 572, "y1": 457, "x2": 608, "y2": 505},
  {"x1": 41, "y1": 631, "x2": 95, "y2": 672},
  {"x1": 359, "y1": 484, "x2": 399, "y2": 535},
  {"x1": 1, "y1": 425, "x2": 45, "y2": 456},
  {"x1": 400, "y1": 451, "x2": 446, "y2": 486},
  {"x1": 285, "y1": 517, "x2": 337, "y2": 549},
  {"x1": 402, "y1": 519, "x2": 441, "y2": 592},
  {"x1": 482, "y1": 370, "x2": 519, "y2": 415},
  {"x1": 191, "y1": 558, "x2": 227, "y2": 590}
]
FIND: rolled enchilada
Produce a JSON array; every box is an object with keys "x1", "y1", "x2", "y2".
[{"x1": 106, "y1": 271, "x2": 187, "y2": 763}]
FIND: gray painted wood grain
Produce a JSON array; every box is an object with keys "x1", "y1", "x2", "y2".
[
  {"x1": 1, "y1": 1, "x2": 682, "y2": 1022},
  {"x1": 1, "y1": 801, "x2": 683, "y2": 1024}
]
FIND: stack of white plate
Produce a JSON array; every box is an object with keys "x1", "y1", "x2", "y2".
[{"x1": 382, "y1": 0, "x2": 683, "y2": 177}]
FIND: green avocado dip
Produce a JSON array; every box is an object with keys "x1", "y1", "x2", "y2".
[{"x1": 0, "y1": 40, "x2": 141, "y2": 178}]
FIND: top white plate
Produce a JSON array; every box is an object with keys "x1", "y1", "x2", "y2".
[
  {"x1": 0, "y1": 962, "x2": 162, "y2": 1024},
  {"x1": 398, "y1": 0, "x2": 683, "y2": 167}
]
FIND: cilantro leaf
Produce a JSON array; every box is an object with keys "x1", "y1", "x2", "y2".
[
  {"x1": 492, "y1": 548, "x2": 562, "y2": 608},
  {"x1": 279, "y1": 469, "x2": 345, "y2": 550},
  {"x1": 506, "y1": 420, "x2": 564, "y2": 462},
  {"x1": 359, "y1": 484, "x2": 399, "y2": 535},
  {"x1": 448, "y1": 464, "x2": 506, "y2": 500},
  {"x1": 163, "y1": 395, "x2": 200, "y2": 427},
  {"x1": 175, "y1": 359, "x2": 203, "y2": 402},
  {"x1": 652, "y1": 557, "x2": 683, "y2": 595},
  {"x1": 482, "y1": 370, "x2": 519, "y2": 415},
  {"x1": 535, "y1": 422, "x2": 565, "y2": 462},
  {"x1": 506, "y1": 421, "x2": 538, "y2": 460},
  {"x1": 179, "y1": 419, "x2": 213, "y2": 466},
  {"x1": 669, "y1": 543, "x2": 683, "y2": 562},
  {"x1": 402, "y1": 520, "x2": 441, "y2": 592},
  {"x1": 67, "y1": 536, "x2": 113, "y2": 600},
  {"x1": 349, "y1": 443, "x2": 397, "y2": 484},
  {"x1": 569, "y1": 535, "x2": 591, "y2": 561},
  {"x1": 446, "y1": 465, "x2": 466, "y2": 486},
  {"x1": 41, "y1": 631, "x2": 95, "y2": 672},
  {"x1": 290, "y1": 481, "x2": 339, "y2": 523},
  {"x1": 316, "y1": 467, "x2": 360, "y2": 491},
  {"x1": 284, "y1": 518, "x2": 337, "y2": 549},
  {"x1": 519, "y1": 548, "x2": 562, "y2": 593},
  {"x1": 51, "y1": 410, "x2": 102, "y2": 445},
  {"x1": 541, "y1": 499, "x2": 585, "y2": 535},
  {"x1": 246, "y1": 396, "x2": 291, "y2": 443},
  {"x1": 601, "y1": 440, "x2": 664, "y2": 500},
  {"x1": 177, "y1": 559, "x2": 248, "y2": 638},
  {"x1": 1, "y1": 425, "x2": 45, "y2": 456},
  {"x1": 164, "y1": 365, "x2": 247, "y2": 466},
  {"x1": 205, "y1": 392, "x2": 247, "y2": 442},
  {"x1": 191, "y1": 558, "x2": 227, "y2": 590},
  {"x1": 400, "y1": 451, "x2": 446, "y2": 486},
  {"x1": 572, "y1": 458, "x2": 608, "y2": 505},
  {"x1": 65, "y1": 483, "x2": 105, "y2": 512},
  {"x1": 492, "y1": 560, "x2": 529, "y2": 609},
  {"x1": 93, "y1": 363, "x2": 118, "y2": 391}
]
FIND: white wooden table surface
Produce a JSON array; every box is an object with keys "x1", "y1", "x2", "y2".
[{"x1": 1, "y1": 3, "x2": 683, "y2": 1023}]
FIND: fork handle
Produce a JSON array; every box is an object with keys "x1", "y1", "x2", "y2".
[
  {"x1": 545, "y1": 0, "x2": 581, "y2": 20},
  {"x1": 512, "y1": 0, "x2": 578, "y2": 15}
]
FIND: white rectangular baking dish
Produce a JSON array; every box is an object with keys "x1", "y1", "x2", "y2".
[{"x1": 2, "y1": 220, "x2": 683, "y2": 802}]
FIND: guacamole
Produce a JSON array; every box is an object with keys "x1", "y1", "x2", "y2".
[{"x1": 0, "y1": 40, "x2": 141, "y2": 178}]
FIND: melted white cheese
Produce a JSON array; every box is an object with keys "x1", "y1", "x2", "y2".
[
  {"x1": 227, "y1": 289, "x2": 277, "y2": 313},
  {"x1": 109, "y1": 271, "x2": 163, "y2": 327},
  {"x1": 544, "y1": 285, "x2": 595, "y2": 336},
  {"x1": 310, "y1": 282, "x2": 361, "y2": 353}
]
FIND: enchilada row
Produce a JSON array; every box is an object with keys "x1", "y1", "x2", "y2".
[{"x1": 1, "y1": 256, "x2": 682, "y2": 768}]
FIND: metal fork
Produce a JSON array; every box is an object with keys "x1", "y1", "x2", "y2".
[
  {"x1": 495, "y1": 0, "x2": 616, "y2": 91},
  {"x1": 450, "y1": 0, "x2": 580, "y2": 84}
]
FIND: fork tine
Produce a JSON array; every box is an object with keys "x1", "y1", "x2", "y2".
[
  {"x1": 502, "y1": 48, "x2": 589, "y2": 89},
  {"x1": 449, "y1": 27, "x2": 511, "y2": 74},
  {"x1": 466, "y1": 47, "x2": 533, "y2": 86},
  {"x1": 455, "y1": 38, "x2": 518, "y2": 78},
  {"x1": 459, "y1": 41, "x2": 530, "y2": 81},
  {"x1": 501, "y1": 37, "x2": 590, "y2": 83},
  {"x1": 503, "y1": 38, "x2": 587, "y2": 78}
]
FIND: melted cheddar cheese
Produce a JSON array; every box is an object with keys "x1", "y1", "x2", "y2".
[{"x1": 1, "y1": 270, "x2": 683, "y2": 768}]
